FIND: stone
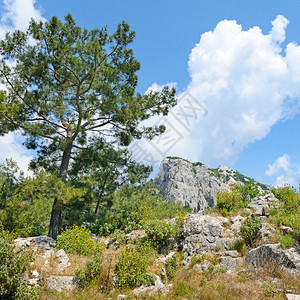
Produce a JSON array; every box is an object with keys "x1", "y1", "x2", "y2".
[
  {"x1": 56, "y1": 249, "x2": 71, "y2": 273},
  {"x1": 218, "y1": 250, "x2": 239, "y2": 258},
  {"x1": 155, "y1": 251, "x2": 176, "y2": 264},
  {"x1": 14, "y1": 236, "x2": 55, "y2": 251},
  {"x1": 133, "y1": 275, "x2": 171, "y2": 297},
  {"x1": 245, "y1": 244, "x2": 300, "y2": 273},
  {"x1": 125, "y1": 230, "x2": 147, "y2": 242},
  {"x1": 285, "y1": 294, "x2": 300, "y2": 300},
  {"x1": 181, "y1": 214, "x2": 234, "y2": 257},
  {"x1": 46, "y1": 276, "x2": 79, "y2": 292},
  {"x1": 117, "y1": 295, "x2": 128, "y2": 299},
  {"x1": 258, "y1": 223, "x2": 277, "y2": 245},
  {"x1": 281, "y1": 226, "x2": 293, "y2": 235},
  {"x1": 218, "y1": 256, "x2": 244, "y2": 272},
  {"x1": 230, "y1": 216, "x2": 245, "y2": 233}
]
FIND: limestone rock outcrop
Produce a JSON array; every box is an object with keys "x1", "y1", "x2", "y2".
[
  {"x1": 154, "y1": 157, "x2": 267, "y2": 212},
  {"x1": 181, "y1": 214, "x2": 235, "y2": 257}
]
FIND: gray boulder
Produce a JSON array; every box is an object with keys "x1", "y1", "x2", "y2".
[
  {"x1": 46, "y1": 276, "x2": 79, "y2": 292},
  {"x1": 245, "y1": 244, "x2": 300, "y2": 273},
  {"x1": 218, "y1": 257, "x2": 244, "y2": 272},
  {"x1": 181, "y1": 214, "x2": 234, "y2": 257},
  {"x1": 14, "y1": 236, "x2": 55, "y2": 250}
]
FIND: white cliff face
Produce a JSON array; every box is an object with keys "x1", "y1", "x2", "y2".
[{"x1": 154, "y1": 157, "x2": 267, "y2": 212}]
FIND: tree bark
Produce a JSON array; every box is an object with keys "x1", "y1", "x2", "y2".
[
  {"x1": 48, "y1": 146, "x2": 72, "y2": 239},
  {"x1": 48, "y1": 198, "x2": 62, "y2": 239}
]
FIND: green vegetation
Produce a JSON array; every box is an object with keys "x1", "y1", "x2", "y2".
[
  {"x1": 87, "y1": 182, "x2": 188, "y2": 236},
  {"x1": 75, "y1": 253, "x2": 102, "y2": 288},
  {"x1": 279, "y1": 234, "x2": 295, "y2": 249},
  {"x1": 216, "y1": 188, "x2": 242, "y2": 212},
  {"x1": 0, "y1": 14, "x2": 176, "y2": 238},
  {"x1": 270, "y1": 185, "x2": 300, "y2": 242},
  {"x1": 115, "y1": 243, "x2": 156, "y2": 288},
  {"x1": 143, "y1": 219, "x2": 180, "y2": 250},
  {"x1": 56, "y1": 226, "x2": 100, "y2": 256},
  {"x1": 0, "y1": 230, "x2": 38, "y2": 299},
  {"x1": 216, "y1": 183, "x2": 263, "y2": 214},
  {"x1": 240, "y1": 217, "x2": 262, "y2": 247},
  {"x1": 165, "y1": 254, "x2": 178, "y2": 279},
  {"x1": 230, "y1": 240, "x2": 247, "y2": 254}
]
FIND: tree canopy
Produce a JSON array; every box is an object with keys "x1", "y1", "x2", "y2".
[{"x1": 0, "y1": 14, "x2": 176, "y2": 238}]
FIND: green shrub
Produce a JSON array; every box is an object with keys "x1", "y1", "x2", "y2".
[
  {"x1": 230, "y1": 240, "x2": 246, "y2": 254},
  {"x1": 236, "y1": 183, "x2": 260, "y2": 205},
  {"x1": 280, "y1": 234, "x2": 294, "y2": 249},
  {"x1": 115, "y1": 243, "x2": 156, "y2": 288},
  {"x1": 143, "y1": 220, "x2": 180, "y2": 249},
  {"x1": 0, "y1": 230, "x2": 38, "y2": 299},
  {"x1": 189, "y1": 253, "x2": 207, "y2": 268},
  {"x1": 270, "y1": 185, "x2": 300, "y2": 242},
  {"x1": 76, "y1": 253, "x2": 102, "y2": 288},
  {"x1": 26, "y1": 220, "x2": 45, "y2": 237},
  {"x1": 240, "y1": 217, "x2": 262, "y2": 247},
  {"x1": 87, "y1": 183, "x2": 189, "y2": 236},
  {"x1": 216, "y1": 188, "x2": 242, "y2": 212},
  {"x1": 109, "y1": 230, "x2": 127, "y2": 245},
  {"x1": 56, "y1": 225, "x2": 99, "y2": 256},
  {"x1": 221, "y1": 208, "x2": 228, "y2": 217},
  {"x1": 165, "y1": 254, "x2": 178, "y2": 279}
]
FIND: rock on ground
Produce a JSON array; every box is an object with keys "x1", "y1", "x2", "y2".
[
  {"x1": 133, "y1": 275, "x2": 171, "y2": 297},
  {"x1": 46, "y1": 276, "x2": 79, "y2": 292},
  {"x1": 181, "y1": 214, "x2": 234, "y2": 256},
  {"x1": 245, "y1": 244, "x2": 300, "y2": 273}
]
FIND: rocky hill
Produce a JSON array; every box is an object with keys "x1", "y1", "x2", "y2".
[{"x1": 154, "y1": 157, "x2": 268, "y2": 212}]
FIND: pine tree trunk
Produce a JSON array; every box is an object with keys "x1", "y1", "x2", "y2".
[
  {"x1": 48, "y1": 146, "x2": 72, "y2": 239},
  {"x1": 48, "y1": 198, "x2": 62, "y2": 239}
]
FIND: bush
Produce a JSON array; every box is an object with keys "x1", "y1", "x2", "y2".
[
  {"x1": 0, "y1": 230, "x2": 38, "y2": 299},
  {"x1": 189, "y1": 253, "x2": 207, "y2": 268},
  {"x1": 87, "y1": 183, "x2": 190, "y2": 236},
  {"x1": 231, "y1": 240, "x2": 245, "y2": 252},
  {"x1": 236, "y1": 183, "x2": 260, "y2": 205},
  {"x1": 165, "y1": 254, "x2": 178, "y2": 279},
  {"x1": 270, "y1": 185, "x2": 300, "y2": 242},
  {"x1": 240, "y1": 217, "x2": 262, "y2": 247},
  {"x1": 143, "y1": 220, "x2": 180, "y2": 249},
  {"x1": 216, "y1": 188, "x2": 242, "y2": 212},
  {"x1": 280, "y1": 234, "x2": 294, "y2": 249},
  {"x1": 115, "y1": 243, "x2": 156, "y2": 289},
  {"x1": 56, "y1": 225, "x2": 98, "y2": 256},
  {"x1": 76, "y1": 253, "x2": 102, "y2": 288}
]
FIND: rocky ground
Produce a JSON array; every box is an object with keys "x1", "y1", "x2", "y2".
[{"x1": 14, "y1": 192, "x2": 300, "y2": 299}]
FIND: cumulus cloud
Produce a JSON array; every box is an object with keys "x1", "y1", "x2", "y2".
[
  {"x1": 265, "y1": 153, "x2": 291, "y2": 176},
  {"x1": 0, "y1": 0, "x2": 45, "y2": 37},
  {"x1": 265, "y1": 154, "x2": 300, "y2": 186},
  {"x1": 0, "y1": 0, "x2": 45, "y2": 173},
  {"x1": 134, "y1": 15, "x2": 300, "y2": 169}
]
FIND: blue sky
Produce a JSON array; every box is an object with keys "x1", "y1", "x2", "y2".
[{"x1": 1, "y1": 0, "x2": 300, "y2": 187}]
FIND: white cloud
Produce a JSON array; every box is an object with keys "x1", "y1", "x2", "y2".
[
  {"x1": 265, "y1": 153, "x2": 291, "y2": 176},
  {"x1": 0, "y1": 0, "x2": 45, "y2": 37},
  {"x1": 265, "y1": 154, "x2": 300, "y2": 186},
  {"x1": 0, "y1": 0, "x2": 45, "y2": 173},
  {"x1": 134, "y1": 15, "x2": 300, "y2": 168},
  {"x1": 0, "y1": 133, "x2": 33, "y2": 175}
]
